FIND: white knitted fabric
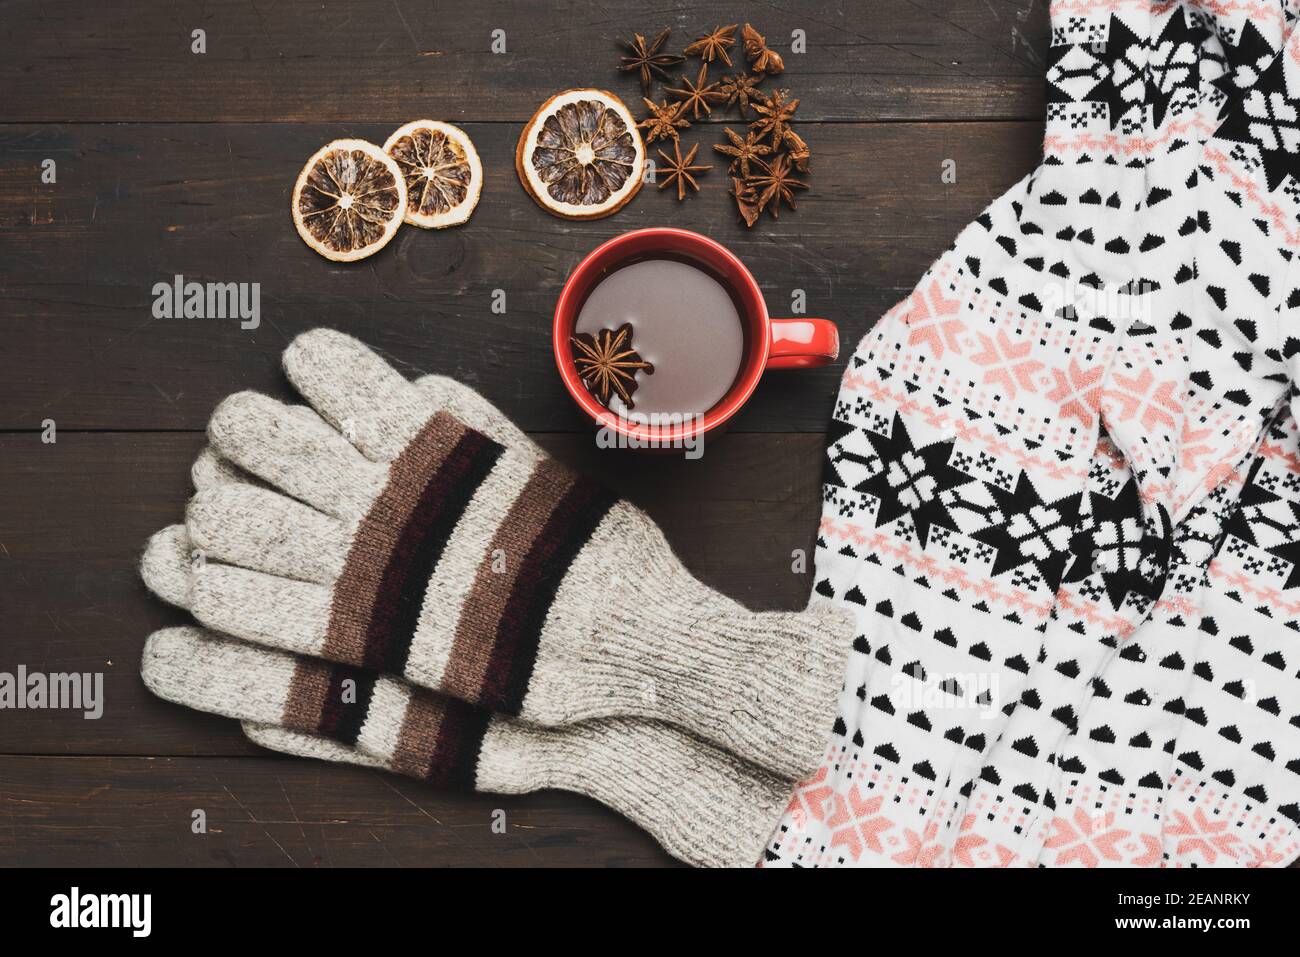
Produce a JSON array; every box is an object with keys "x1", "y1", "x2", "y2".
[{"x1": 766, "y1": 0, "x2": 1300, "y2": 866}]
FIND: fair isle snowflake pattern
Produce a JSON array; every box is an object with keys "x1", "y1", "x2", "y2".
[{"x1": 764, "y1": 0, "x2": 1300, "y2": 868}]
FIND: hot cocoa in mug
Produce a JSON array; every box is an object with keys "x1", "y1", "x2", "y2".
[{"x1": 554, "y1": 227, "x2": 839, "y2": 449}]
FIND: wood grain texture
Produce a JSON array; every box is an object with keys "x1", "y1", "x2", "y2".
[
  {"x1": 0, "y1": 431, "x2": 824, "y2": 756},
  {"x1": 0, "y1": 0, "x2": 1049, "y2": 124},
  {"x1": 0, "y1": 756, "x2": 679, "y2": 866},
  {"x1": 0, "y1": 120, "x2": 1041, "y2": 431}
]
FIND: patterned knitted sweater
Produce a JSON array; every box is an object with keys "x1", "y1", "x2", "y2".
[{"x1": 765, "y1": 0, "x2": 1300, "y2": 867}]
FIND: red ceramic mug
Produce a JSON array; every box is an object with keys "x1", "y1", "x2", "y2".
[{"x1": 552, "y1": 227, "x2": 839, "y2": 446}]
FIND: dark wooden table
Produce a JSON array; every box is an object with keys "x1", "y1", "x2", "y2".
[{"x1": 0, "y1": 0, "x2": 1047, "y2": 866}]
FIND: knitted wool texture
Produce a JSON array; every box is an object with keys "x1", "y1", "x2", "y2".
[
  {"x1": 140, "y1": 375, "x2": 791, "y2": 868},
  {"x1": 1155, "y1": 408, "x2": 1300, "y2": 866},
  {"x1": 142, "y1": 624, "x2": 787, "y2": 869},
  {"x1": 178, "y1": 329, "x2": 852, "y2": 782},
  {"x1": 951, "y1": 1, "x2": 1296, "y2": 865},
  {"x1": 766, "y1": 0, "x2": 1300, "y2": 866},
  {"x1": 994, "y1": 0, "x2": 1300, "y2": 868}
]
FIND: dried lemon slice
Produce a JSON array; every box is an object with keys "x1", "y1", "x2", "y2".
[
  {"x1": 383, "y1": 120, "x2": 483, "y2": 229},
  {"x1": 291, "y1": 139, "x2": 406, "y2": 262},
  {"x1": 516, "y1": 89, "x2": 645, "y2": 219}
]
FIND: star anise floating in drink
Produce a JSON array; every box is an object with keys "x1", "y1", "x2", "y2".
[
  {"x1": 614, "y1": 21, "x2": 810, "y2": 224},
  {"x1": 571, "y1": 323, "x2": 655, "y2": 409}
]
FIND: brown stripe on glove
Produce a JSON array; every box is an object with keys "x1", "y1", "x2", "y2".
[
  {"x1": 442, "y1": 458, "x2": 616, "y2": 714},
  {"x1": 284, "y1": 656, "x2": 490, "y2": 785},
  {"x1": 283, "y1": 657, "x2": 376, "y2": 746},
  {"x1": 387, "y1": 686, "x2": 490, "y2": 785},
  {"x1": 324, "y1": 409, "x2": 617, "y2": 716},
  {"x1": 443, "y1": 458, "x2": 575, "y2": 700},
  {"x1": 324, "y1": 412, "x2": 504, "y2": 673},
  {"x1": 482, "y1": 477, "x2": 617, "y2": 714}
]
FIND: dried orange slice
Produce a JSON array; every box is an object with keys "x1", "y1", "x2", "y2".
[
  {"x1": 383, "y1": 120, "x2": 483, "y2": 229},
  {"x1": 516, "y1": 89, "x2": 645, "y2": 219},
  {"x1": 291, "y1": 139, "x2": 406, "y2": 262}
]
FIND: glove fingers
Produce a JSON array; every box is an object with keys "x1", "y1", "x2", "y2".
[
  {"x1": 192, "y1": 445, "x2": 261, "y2": 490},
  {"x1": 191, "y1": 563, "x2": 333, "y2": 658},
  {"x1": 144, "y1": 627, "x2": 403, "y2": 756},
  {"x1": 146, "y1": 629, "x2": 451, "y2": 781},
  {"x1": 192, "y1": 375, "x2": 534, "y2": 500},
  {"x1": 413, "y1": 374, "x2": 535, "y2": 454},
  {"x1": 242, "y1": 721, "x2": 386, "y2": 769},
  {"x1": 207, "y1": 391, "x2": 384, "y2": 519},
  {"x1": 140, "y1": 524, "x2": 194, "y2": 608},
  {"x1": 142, "y1": 625, "x2": 298, "y2": 725},
  {"x1": 284, "y1": 331, "x2": 540, "y2": 462},
  {"x1": 283, "y1": 329, "x2": 433, "y2": 462},
  {"x1": 187, "y1": 483, "x2": 348, "y2": 585}
]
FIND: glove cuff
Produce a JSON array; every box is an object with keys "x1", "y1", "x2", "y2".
[
  {"x1": 523, "y1": 503, "x2": 852, "y2": 780},
  {"x1": 477, "y1": 717, "x2": 788, "y2": 868}
]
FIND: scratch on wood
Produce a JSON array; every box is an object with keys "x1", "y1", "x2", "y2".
[
  {"x1": 391, "y1": 0, "x2": 420, "y2": 53},
  {"x1": 276, "y1": 775, "x2": 313, "y2": 862},
  {"x1": 374, "y1": 773, "x2": 444, "y2": 826},
  {"x1": 30, "y1": 189, "x2": 53, "y2": 225},
  {"x1": 220, "y1": 781, "x2": 300, "y2": 867},
  {"x1": 1010, "y1": 25, "x2": 1043, "y2": 67},
  {"x1": 366, "y1": 828, "x2": 402, "y2": 865}
]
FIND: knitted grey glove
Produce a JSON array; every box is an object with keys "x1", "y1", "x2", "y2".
[
  {"x1": 182, "y1": 329, "x2": 851, "y2": 780},
  {"x1": 141, "y1": 620, "x2": 788, "y2": 868},
  {"x1": 144, "y1": 425, "x2": 790, "y2": 868}
]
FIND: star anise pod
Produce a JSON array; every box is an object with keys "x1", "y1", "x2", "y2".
[
  {"x1": 571, "y1": 323, "x2": 655, "y2": 409},
  {"x1": 714, "y1": 126, "x2": 773, "y2": 178},
  {"x1": 620, "y1": 28, "x2": 685, "y2": 95},
  {"x1": 684, "y1": 24, "x2": 738, "y2": 66},
  {"x1": 716, "y1": 72, "x2": 764, "y2": 116},
  {"x1": 664, "y1": 63, "x2": 725, "y2": 120},
  {"x1": 750, "y1": 89, "x2": 799, "y2": 143},
  {"x1": 731, "y1": 176, "x2": 761, "y2": 228},
  {"x1": 638, "y1": 97, "x2": 690, "y2": 144},
  {"x1": 745, "y1": 153, "x2": 807, "y2": 218},
  {"x1": 782, "y1": 128, "x2": 811, "y2": 172},
  {"x1": 741, "y1": 23, "x2": 784, "y2": 75},
  {"x1": 656, "y1": 141, "x2": 711, "y2": 200}
]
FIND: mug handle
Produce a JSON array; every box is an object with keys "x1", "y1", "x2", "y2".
[{"x1": 767, "y1": 318, "x2": 840, "y2": 369}]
